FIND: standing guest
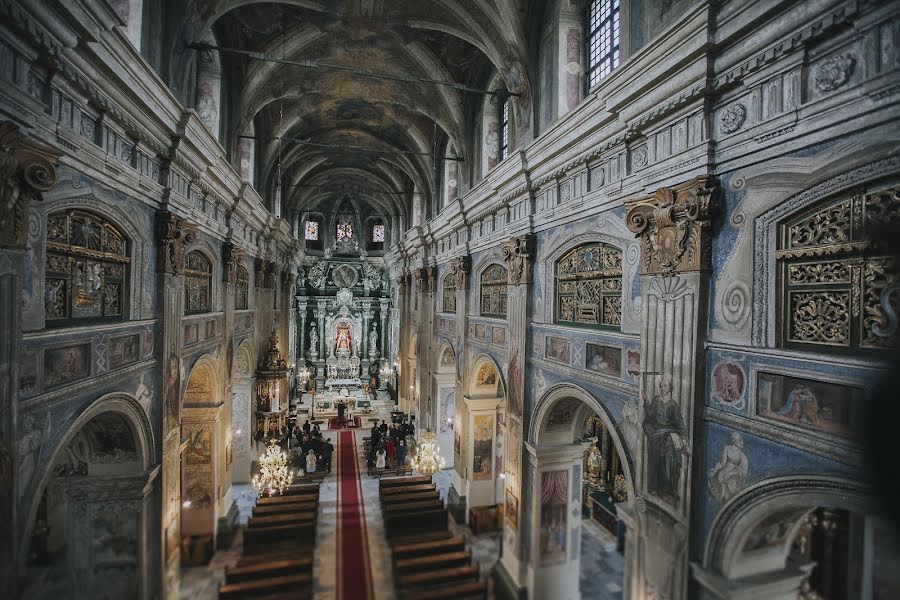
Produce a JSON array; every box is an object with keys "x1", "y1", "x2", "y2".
[
  {"x1": 337, "y1": 400, "x2": 345, "y2": 426},
  {"x1": 386, "y1": 438, "x2": 396, "y2": 466},
  {"x1": 306, "y1": 449, "x2": 317, "y2": 474},
  {"x1": 313, "y1": 423, "x2": 321, "y2": 435},
  {"x1": 379, "y1": 420, "x2": 388, "y2": 435},
  {"x1": 397, "y1": 439, "x2": 407, "y2": 466},
  {"x1": 322, "y1": 438, "x2": 334, "y2": 473},
  {"x1": 303, "y1": 420, "x2": 311, "y2": 436},
  {"x1": 375, "y1": 447, "x2": 386, "y2": 469}
]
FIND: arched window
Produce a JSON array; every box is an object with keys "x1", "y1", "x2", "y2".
[
  {"x1": 777, "y1": 187, "x2": 899, "y2": 351},
  {"x1": 44, "y1": 210, "x2": 130, "y2": 325},
  {"x1": 235, "y1": 265, "x2": 249, "y2": 310},
  {"x1": 304, "y1": 216, "x2": 323, "y2": 251},
  {"x1": 368, "y1": 220, "x2": 385, "y2": 252},
  {"x1": 480, "y1": 264, "x2": 508, "y2": 317},
  {"x1": 587, "y1": 0, "x2": 620, "y2": 89},
  {"x1": 555, "y1": 243, "x2": 622, "y2": 328},
  {"x1": 337, "y1": 220, "x2": 353, "y2": 241},
  {"x1": 185, "y1": 251, "x2": 212, "y2": 314},
  {"x1": 443, "y1": 273, "x2": 457, "y2": 313}
]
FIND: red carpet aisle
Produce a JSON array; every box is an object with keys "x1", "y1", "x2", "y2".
[
  {"x1": 336, "y1": 430, "x2": 375, "y2": 600},
  {"x1": 328, "y1": 416, "x2": 361, "y2": 429}
]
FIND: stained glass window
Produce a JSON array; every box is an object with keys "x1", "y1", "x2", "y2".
[
  {"x1": 235, "y1": 265, "x2": 249, "y2": 310},
  {"x1": 337, "y1": 221, "x2": 353, "y2": 241},
  {"x1": 587, "y1": 0, "x2": 620, "y2": 89},
  {"x1": 373, "y1": 224, "x2": 385, "y2": 243},
  {"x1": 443, "y1": 274, "x2": 457, "y2": 313},
  {"x1": 185, "y1": 251, "x2": 212, "y2": 314},
  {"x1": 555, "y1": 243, "x2": 622, "y2": 328},
  {"x1": 304, "y1": 220, "x2": 319, "y2": 240},
  {"x1": 480, "y1": 264, "x2": 508, "y2": 317},
  {"x1": 44, "y1": 210, "x2": 129, "y2": 325},
  {"x1": 777, "y1": 186, "x2": 899, "y2": 351}
]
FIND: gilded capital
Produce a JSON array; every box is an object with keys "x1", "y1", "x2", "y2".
[
  {"x1": 0, "y1": 122, "x2": 61, "y2": 250},
  {"x1": 624, "y1": 176, "x2": 717, "y2": 276},
  {"x1": 450, "y1": 255, "x2": 470, "y2": 289},
  {"x1": 155, "y1": 211, "x2": 197, "y2": 274},
  {"x1": 501, "y1": 234, "x2": 535, "y2": 285},
  {"x1": 222, "y1": 242, "x2": 245, "y2": 283}
]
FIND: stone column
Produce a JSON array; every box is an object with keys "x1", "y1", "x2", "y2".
[
  {"x1": 448, "y1": 255, "x2": 470, "y2": 518},
  {"x1": 379, "y1": 298, "x2": 390, "y2": 360},
  {"x1": 362, "y1": 300, "x2": 372, "y2": 366},
  {"x1": 463, "y1": 395, "x2": 503, "y2": 510},
  {"x1": 316, "y1": 298, "x2": 327, "y2": 358},
  {"x1": 297, "y1": 299, "x2": 308, "y2": 372},
  {"x1": 155, "y1": 209, "x2": 197, "y2": 598},
  {"x1": 395, "y1": 273, "x2": 409, "y2": 411},
  {"x1": 0, "y1": 122, "x2": 60, "y2": 596},
  {"x1": 281, "y1": 269, "x2": 295, "y2": 369},
  {"x1": 599, "y1": 425, "x2": 611, "y2": 488},
  {"x1": 414, "y1": 266, "x2": 435, "y2": 425},
  {"x1": 523, "y1": 442, "x2": 588, "y2": 600},
  {"x1": 623, "y1": 176, "x2": 717, "y2": 600},
  {"x1": 498, "y1": 234, "x2": 534, "y2": 589},
  {"x1": 219, "y1": 242, "x2": 243, "y2": 544}
]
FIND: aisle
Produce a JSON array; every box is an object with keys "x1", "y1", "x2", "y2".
[{"x1": 336, "y1": 430, "x2": 375, "y2": 600}]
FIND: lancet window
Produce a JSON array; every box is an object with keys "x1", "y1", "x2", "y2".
[
  {"x1": 185, "y1": 251, "x2": 212, "y2": 314},
  {"x1": 555, "y1": 243, "x2": 622, "y2": 328},
  {"x1": 443, "y1": 274, "x2": 457, "y2": 313},
  {"x1": 44, "y1": 210, "x2": 130, "y2": 325},
  {"x1": 777, "y1": 186, "x2": 900, "y2": 351},
  {"x1": 480, "y1": 264, "x2": 508, "y2": 318}
]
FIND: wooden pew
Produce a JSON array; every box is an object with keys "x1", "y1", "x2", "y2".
[
  {"x1": 394, "y1": 550, "x2": 472, "y2": 575},
  {"x1": 380, "y1": 490, "x2": 439, "y2": 505},
  {"x1": 247, "y1": 511, "x2": 317, "y2": 529},
  {"x1": 399, "y1": 580, "x2": 488, "y2": 600},
  {"x1": 380, "y1": 474, "x2": 432, "y2": 492},
  {"x1": 257, "y1": 490, "x2": 318, "y2": 505},
  {"x1": 243, "y1": 522, "x2": 315, "y2": 552},
  {"x1": 282, "y1": 483, "x2": 321, "y2": 497},
  {"x1": 382, "y1": 499, "x2": 444, "y2": 516},
  {"x1": 252, "y1": 500, "x2": 318, "y2": 516},
  {"x1": 397, "y1": 565, "x2": 480, "y2": 590},
  {"x1": 381, "y1": 484, "x2": 436, "y2": 499},
  {"x1": 389, "y1": 529, "x2": 454, "y2": 548},
  {"x1": 384, "y1": 508, "x2": 448, "y2": 541},
  {"x1": 225, "y1": 556, "x2": 313, "y2": 584},
  {"x1": 218, "y1": 572, "x2": 311, "y2": 599},
  {"x1": 392, "y1": 536, "x2": 465, "y2": 560}
]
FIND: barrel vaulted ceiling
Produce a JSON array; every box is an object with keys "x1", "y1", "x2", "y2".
[{"x1": 169, "y1": 0, "x2": 535, "y2": 234}]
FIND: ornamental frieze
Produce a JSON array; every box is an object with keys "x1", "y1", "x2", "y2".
[{"x1": 624, "y1": 176, "x2": 717, "y2": 276}]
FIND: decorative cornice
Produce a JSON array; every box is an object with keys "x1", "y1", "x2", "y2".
[
  {"x1": 624, "y1": 176, "x2": 717, "y2": 276},
  {"x1": 501, "y1": 234, "x2": 535, "y2": 285},
  {"x1": 155, "y1": 210, "x2": 197, "y2": 274},
  {"x1": 0, "y1": 121, "x2": 60, "y2": 250}
]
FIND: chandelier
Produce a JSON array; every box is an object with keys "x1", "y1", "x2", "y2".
[
  {"x1": 252, "y1": 439, "x2": 295, "y2": 497},
  {"x1": 410, "y1": 429, "x2": 445, "y2": 476}
]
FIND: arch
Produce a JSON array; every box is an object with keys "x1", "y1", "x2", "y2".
[
  {"x1": 233, "y1": 338, "x2": 254, "y2": 379},
  {"x1": 529, "y1": 382, "x2": 635, "y2": 496},
  {"x1": 20, "y1": 393, "x2": 155, "y2": 561},
  {"x1": 703, "y1": 475, "x2": 876, "y2": 580},
  {"x1": 436, "y1": 341, "x2": 456, "y2": 374},
  {"x1": 468, "y1": 353, "x2": 505, "y2": 399},
  {"x1": 182, "y1": 353, "x2": 221, "y2": 411}
]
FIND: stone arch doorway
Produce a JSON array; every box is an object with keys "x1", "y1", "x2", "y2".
[
  {"x1": 697, "y1": 476, "x2": 897, "y2": 599},
  {"x1": 180, "y1": 355, "x2": 223, "y2": 564},
  {"x1": 517, "y1": 383, "x2": 635, "y2": 600},
  {"x1": 21, "y1": 395, "x2": 156, "y2": 600},
  {"x1": 432, "y1": 342, "x2": 457, "y2": 469}
]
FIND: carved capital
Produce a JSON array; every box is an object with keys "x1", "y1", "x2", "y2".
[
  {"x1": 222, "y1": 243, "x2": 245, "y2": 283},
  {"x1": 264, "y1": 261, "x2": 277, "y2": 289},
  {"x1": 395, "y1": 272, "x2": 408, "y2": 287},
  {"x1": 413, "y1": 267, "x2": 429, "y2": 294},
  {"x1": 0, "y1": 122, "x2": 61, "y2": 250},
  {"x1": 624, "y1": 176, "x2": 717, "y2": 276},
  {"x1": 501, "y1": 234, "x2": 535, "y2": 285},
  {"x1": 450, "y1": 255, "x2": 471, "y2": 289},
  {"x1": 280, "y1": 268, "x2": 293, "y2": 287},
  {"x1": 254, "y1": 258, "x2": 265, "y2": 287},
  {"x1": 155, "y1": 211, "x2": 197, "y2": 274}
]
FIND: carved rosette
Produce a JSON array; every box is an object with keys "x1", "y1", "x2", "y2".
[
  {"x1": 501, "y1": 234, "x2": 535, "y2": 285},
  {"x1": 222, "y1": 242, "x2": 245, "y2": 283},
  {"x1": 624, "y1": 176, "x2": 717, "y2": 276},
  {"x1": 0, "y1": 122, "x2": 61, "y2": 250},
  {"x1": 155, "y1": 211, "x2": 197, "y2": 274},
  {"x1": 450, "y1": 255, "x2": 470, "y2": 290}
]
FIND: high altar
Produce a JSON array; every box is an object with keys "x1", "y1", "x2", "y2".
[{"x1": 294, "y1": 241, "x2": 395, "y2": 414}]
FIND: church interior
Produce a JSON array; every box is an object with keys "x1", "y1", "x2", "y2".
[{"x1": 2, "y1": 0, "x2": 900, "y2": 598}]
